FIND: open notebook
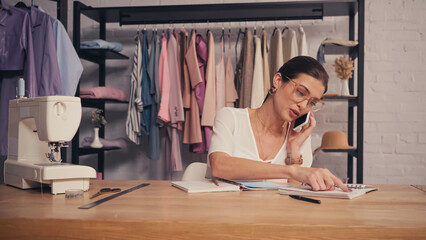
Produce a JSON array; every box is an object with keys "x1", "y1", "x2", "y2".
[
  {"x1": 279, "y1": 184, "x2": 378, "y2": 199},
  {"x1": 172, "y1": 179, "x2": 240, "y2": 193},
  {"x1": 172, "y1": 179, "x2": 288, "y2": 193}
]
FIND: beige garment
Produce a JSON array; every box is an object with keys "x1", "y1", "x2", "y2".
[
  {"x1": 215, "y1": 38, "x2": 226, "y2": 111},
  {"x1": 269, "y1": 29, "x2": 283, "y2": 84},
  {"x1": 183, "y1": 31, "x2": 203, "y2": 144},
  {"x1": 201, "y1": 31, "x2": 216, "y2": 127},
  {"x1": 250, "y1": 36, "x2": 264, "y2": 109},
  {"x1": 180, "y1": 29, "x2": 191, "y2": 109},
  {"x1": 239, "y1": 29, "x2": 254, "y2": 108},
  {"x1": 261, "y1": 29, "x2": 270, "y2": 97},
  {"x1": 282, "y1": 28, "x2": 299, "y2": 63},
  {"x1": 225, "y1": 35, "x2": 238, "y2": 107},
  {"x1": 297, "y1": 25, "x2": 309, "y2": 56}
]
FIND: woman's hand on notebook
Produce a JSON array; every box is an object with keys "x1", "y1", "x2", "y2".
[{"x1": 290, "y1": 166, "x2": 351, "y2": 192}]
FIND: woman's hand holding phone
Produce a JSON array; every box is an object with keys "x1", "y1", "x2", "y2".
[{"x1": 286, "y1": 112, "x2": 316, "y2": 158}]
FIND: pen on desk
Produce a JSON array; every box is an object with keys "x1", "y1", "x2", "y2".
[{"x1": 289, "y1": 195, "x2": 321, "y2": 204}]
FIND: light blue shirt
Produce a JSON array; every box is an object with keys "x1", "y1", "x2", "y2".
[{"x1": 49, "y1": 16, "x2": 83, "y2": 96}]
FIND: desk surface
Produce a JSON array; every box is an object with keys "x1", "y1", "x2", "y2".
[{"x1": 0, "y1": 180, "x2": 425, "y2": 239}]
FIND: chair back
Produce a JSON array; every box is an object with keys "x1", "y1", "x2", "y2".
[{"x1": 181, "y1": 162, "x2": 207, "y2": 181}]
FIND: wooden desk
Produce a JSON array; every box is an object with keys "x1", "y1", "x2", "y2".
[{"x1": 0, "y1": 181, "x2": 425, "y2": 239}]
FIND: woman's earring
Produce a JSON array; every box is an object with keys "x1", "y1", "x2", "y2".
[{"x1": 268, "y1": 86, "x2": 277, "y2": 95}]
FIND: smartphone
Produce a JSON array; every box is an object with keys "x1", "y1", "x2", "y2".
[{"x1": 293, "y1": 112, "x2": 310, "y2": 132}]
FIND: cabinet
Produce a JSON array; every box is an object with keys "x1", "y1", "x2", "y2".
[{"x1": 71, "y1": 0, "x2": 364, "y2": 183}]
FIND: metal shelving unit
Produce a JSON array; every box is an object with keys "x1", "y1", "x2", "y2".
[{"x1": 71, "y1": 0, "x2": 364, "y2": 183}]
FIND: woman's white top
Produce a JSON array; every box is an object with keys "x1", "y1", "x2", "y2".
[{"x1": 208, "y1": 107, "x2": 313, "y2": 168}]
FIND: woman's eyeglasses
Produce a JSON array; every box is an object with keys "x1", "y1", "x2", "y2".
[{"x1": 284, "y1": 76, "x2": 325, "y2": 112}]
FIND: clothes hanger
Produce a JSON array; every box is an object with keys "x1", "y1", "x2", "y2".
[
  {"x1": 220, "y1": 26, "x2": 225, "y2": 42},
  {"x1": 15, "y1": 0, "x2": 29, "y2": 9},
  {"x1": 281, "y1": 26, "x2": 289, "y2": 34}
]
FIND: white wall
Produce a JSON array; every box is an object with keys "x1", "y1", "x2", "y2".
[{"x1": 2, "y1": 0, "x2": 425, "y2": 184}]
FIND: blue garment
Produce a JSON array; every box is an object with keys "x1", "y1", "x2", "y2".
[
  {"x1": 147, "y1": 34, "x2": 161, "y2": 160},
  {"x1": 49, "y1": 16, "x2": 83, "y2": 96},
  {"x1": 0, "y1": 2, "x2": 37, "y2": 155},
  {"x1": 140, "y1": 30, "x2": 152, "y2": 134},
  {"x1": 80, "y1": 39, "x2": 123, "y2": 52},
  {"x1": 316, "y1": 43, "x2": 326, "y2": 64}
]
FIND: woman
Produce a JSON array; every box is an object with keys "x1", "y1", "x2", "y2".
[{"x1": 208, "y1": 56, "x2": 350, "y2": 192}]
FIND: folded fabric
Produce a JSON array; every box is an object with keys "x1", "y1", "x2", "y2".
[
  {"x1": 81, "y1": 137, "x2": 129, "y2": 149},
  {"x1": 80, "y1": 86, "x2": 128, "y2": 102},
  {"x1": 321, "y1": 39, "x2": 359, "y2": 47},
  {"x1": 80, "y1": 39, "x2": 123, "y2": 52},
  {"x1": 316, "y1": 38, "x2": 359, "y2": 64}
]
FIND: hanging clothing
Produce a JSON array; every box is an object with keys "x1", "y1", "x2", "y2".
[
  {"x1": 29, "y1": 6, "x2": 62, "y2": 96},
  {"x1": 215, "y1": 36, "x2": 226, "y2": 111},
  {"x1": 140, "y1": 30, "x2": 152, "y2": 134},
  {"x1": 49, "y1": 16, "x2": 83, "y2": 97},
  {"x1": 147, "y1": 34, "x2": 161, "y2": 160},
  {"x1": 179, "y1": 29, "x2": 191, "y2": 110},
  {"x1": 269, "y1": 28, "x2": 283, "y2": 83},
  {"x1": 1, "y1": 6, "x2": 61, "y2": 156},
  {"x1": 126, "y1": 32, "x2": 143, "y2": 144},
  {"x1": 183, "y1": 31, "x2": 202, "y2": 145},
  {"x1": 234, "y1": 29, "x2": 245, "y2": 108},
  {"x1": 239, "y1": 29, "x2": 254, "y2": 108},
  {"x1": 200, "y1": 31, "x2": 217, "y2": 152},
  {"x1": 165, "y1": 32, "x2": 184, "y2": 172},
  {"x1": 297, "y1": 25, "x2": 309, "y2": 56},
  {"x1": 225, "y1": 34, "x2": 238, "y2": 107},
  {"x1": 157, "y1": 33, "x2": 171, "y2": 123},
  {"x1": 250, "y1": 36, "x2": 264, "y2": 109},
  {"x1": 282, "y1": 27, "x2": 298, "y2": 63},
  {"x1": 167, "y1": 33, "x2": 184, "y2": 124},
  {"x1": 261, "y1": 29, "x2": 270, "y2": 97},
  {"x1": 191, "y1": 34, "x2": 209, "y2": 153}
]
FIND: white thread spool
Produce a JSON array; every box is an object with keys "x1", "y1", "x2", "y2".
[{"x1": 18, "y1": 78, "x2": 25, "y2": 98}]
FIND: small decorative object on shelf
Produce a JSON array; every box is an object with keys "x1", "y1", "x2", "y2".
[
  {"x1": 333, "y1": 54, "x2": 354, "y2": 96},
  {"x1": 90, "y1": 109, "x2": 107, "y2": 148}
]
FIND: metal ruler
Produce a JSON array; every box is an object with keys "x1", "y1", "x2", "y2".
[{"x1": 79, "y1": 183, "x2": 150, "y2": 209}]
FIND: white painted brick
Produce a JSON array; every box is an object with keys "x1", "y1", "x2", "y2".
[
  {"x1": 400, "y1": 133, "x2": 418, "y2": 144},
  {"x1": 367, "y1": 1, "x2": 386, "y2": 22},
  {"x1": 364, "y1": 142, "x2": 395, "y2": 154},
  {"x1": 396, "y1": 143, "x2": 426, "y2": 154},
  {"x1": 388, "y1": 176, "x2": 426, "y2": 185},
  {"x1": 419, "y1": 134, "x2": 426, "y2": 143},
  {"x1": 370, "y1": 21, "x2": 404, "y2": 32},
  {"x1": 365, "y1": 133, "x2": 382, "y2": 144}
]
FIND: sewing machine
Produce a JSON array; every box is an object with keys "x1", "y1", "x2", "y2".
[{"x1": 4, "y1": 96, "x2": 96, "y2": 194}]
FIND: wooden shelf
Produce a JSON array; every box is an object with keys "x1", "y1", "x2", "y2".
[
  {"x1": 322, "y1": 148, "x2": 357, "y2": 157},
  {"x1": 79, "y1": 49, "x2": 129, "y2": 64},
  {"x1": 81, "y1": 98, "x2": 128, "y2": 108},
  {"x1": 323, "y1": 44, "x2": 358, "y2": 58},
  {"x1": 79, "y1": 147, "x2": 121, "y2": 156}
]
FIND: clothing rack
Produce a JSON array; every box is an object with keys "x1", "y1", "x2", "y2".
[{"x1": 72, "y1": 0, "x2": 364, "y2": 183}]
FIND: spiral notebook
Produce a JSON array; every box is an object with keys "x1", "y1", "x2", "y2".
[{"x1": 279, "y1": 184, "x2": 378, "y2": 199}]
